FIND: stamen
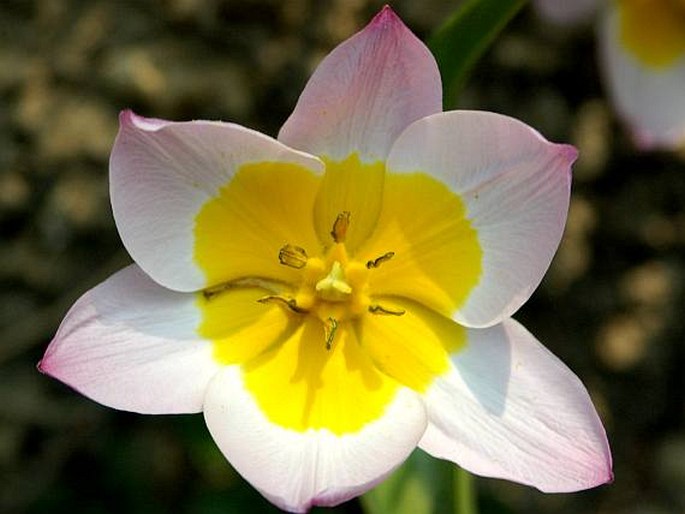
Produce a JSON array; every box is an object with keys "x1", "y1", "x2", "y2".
[
  {"x1": 278, "y1": 244, "x2": 308, "y2": 269},
  {"x1": 202, "y1": 277, "x2": 288, "y2": 300},
  {"x1": 330, "y1": 211, "x2": 351, "y2": 243},
  {"x1": 258, "y1": 295, "x2": 308, "y2": 314},
  {"x1": 366, "y1": 251, "x2": 395, "y2": 269},
  {"x1": 368, "y1": 304, "x2": 406, "y2": 316},
  {"x1": 202, "y1": 283, "x2": 230, "y2": 300},
  {"x1": 324, "y1": 317, "x2": 339, "y2": 350}
]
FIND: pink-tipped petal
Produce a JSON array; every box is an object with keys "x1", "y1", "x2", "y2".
[
  {"x1": 203, "y1": 367, "x2": 427, "y2": 513},
  {"x1": 110, "y1": 110, "x2": 323, "y2": 292},
  {"x1": 599, "y1": 5, "x2": 685, "y2": 150},
  {"x1": 419, "y1": 318, "x2": 613, "y2": 492},
  {"x1": 278, "y1": 6, "x2": 442, "y2": 162},
  {"x1": 39, "y1": 265, "x2": 219, "y2": 414},
  {"x1": 386, "y1": 110, "x2": 574, "y2": 328}
]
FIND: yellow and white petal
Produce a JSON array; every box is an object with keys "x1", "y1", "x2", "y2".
[
  {"x1": 358, "y1": 297, "x2": 466, "y2": 393},
  {"x1": 197, "y1": 285, "x2": 294, "y2": 366},
  {"x1": 239, "y1": 317, "x2": 401, "y2": 434},
  {"x1": 356, "y1": 169, "x2": 482, "y2": 319},
  {"x1": 38, "y1": 265, "x2": 220, "y2": 414},
  {"x1": 312, "y1": 154, "x2": 386, "y2": 252},
  {"x1": 203, "y1": 366, "x2": 427, "y2": 513},
  {"x1": 599, "y1": 2, "x2": 685, "y2": 149},
  {"x1": 385, "y1": 111, "x2": 575, "y2": 327},
  {"x1": 278, "y1": 6, "x2": 441, "y2": 163},
  {"x1": 110, "y1": 110, "x2": 324, "y2": 292},
  {"x1": 419, "y1": 318, "x2": 613, "y2": 492}
]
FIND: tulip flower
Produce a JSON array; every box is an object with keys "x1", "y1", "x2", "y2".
[
  {"x1": 600, "y1": 0, "x2": 685, "y2": 149},
  {"x1": 40, "y1": 6, "x2": 612, "y2": 512},
  {"x1": 535, "y1": 0, "x2": 685, "y2": 150}
]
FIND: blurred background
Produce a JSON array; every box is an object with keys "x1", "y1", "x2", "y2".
[{"x1": 1, "y1": 0, "x2": 684, "y2": 513}]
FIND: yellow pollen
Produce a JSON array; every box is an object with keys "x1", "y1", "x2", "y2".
[
  {"x1": 257, "y1": 294, "x2": 308, "y2": 313},
  {"x1": 366, "y1": 251, "x2": 395, "y2": 269},
  {"x1": 330, "y1": 211, "x2": 351, "y2": 243},
  {"x1": 278, "y1": 244, "x2": 308, "y2": 269},
  {"x1": 368, "y1": 304, "x2": 406, "y2": 316},
  {"x1": 323, "y1": 317, "x2": 339, "y2": 350}
]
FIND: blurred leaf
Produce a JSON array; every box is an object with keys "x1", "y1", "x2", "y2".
[
  {"x1": 428, "y1": 0, "x2": 527, "y2": 107},
  {"x1": 361, "y1": 449, "x2": 454, "y2": 514}
]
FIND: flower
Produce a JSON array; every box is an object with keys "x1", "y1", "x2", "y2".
[
  {"x1": 535, "y1": 0, "x2": 685, "y2": 150},
  {"x1": 39, "y1": 6, "x2": 612, "y2": 512},
  {"x1": 600, "y1": 0, "x2": 685, "y2": 149}
]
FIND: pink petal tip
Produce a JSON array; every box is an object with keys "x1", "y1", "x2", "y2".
[
  {"x1": 369, "y1": 5, "x2": 405, "y2": 31},
  {"x1": 119, "y1": 109, "x2": 169, "y2": 131},
  {"x1": 557, "y1": 143, "x2": 579, "y2": 165}
]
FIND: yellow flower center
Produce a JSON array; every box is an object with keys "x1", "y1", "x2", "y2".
[
  {"x1": 262, "y1": 211, "x2": 405, "y2": 350},
  {"x1": 193, "y1": 157, "x2": 480, "y2": 434},
  {"x1": 618, "y1": 0, "x2": 685, "y2": 68}
]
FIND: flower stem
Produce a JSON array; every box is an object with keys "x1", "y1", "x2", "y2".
[{"x1": 453, "y1": 466, "x2": 477, "y2": 514}]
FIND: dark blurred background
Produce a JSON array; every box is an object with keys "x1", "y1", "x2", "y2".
[{"x1": 1, "y1": 1, "x2": 684, "y2": 513}]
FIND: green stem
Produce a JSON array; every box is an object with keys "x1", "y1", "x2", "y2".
[
  {"x1": 428, "y1": 0, "x2": 527, "y2": 108},
  {"x1": 453, "y1": 466, "x2": 477, "y2": 514}
]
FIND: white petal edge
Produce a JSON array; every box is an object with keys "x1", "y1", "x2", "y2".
[
  {"x1": 110, "y1": 110, "x2": 324, "y2": 292},
  {"x1": 419, "y1": 318, "x2": 613, "y2": 492},
  {"x1": 599, "y1": 5, "x2": 685, "y2": 149},
  {"x1": 386, "y1": 110, "x2": 575, "y2": 328},
  {"x1": 39, "y1": 265, "x2": 220, "y2": 414},
  {"x1": 278, "y1": 6, "x2": 442, "y2": 162},
  {"x1": 203, "y1": 367, "x2": 427, "y2": 513}
]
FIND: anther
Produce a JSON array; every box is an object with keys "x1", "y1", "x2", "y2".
[
  {"x1": 368, "y1": 304, "x2": 406, "y2": 316},
  {"x1": 258, "y1": 295, "x2": 308, "y2": 314},
  {"x1": 278, "y1": 244, "x2": 308, "y2": 269},
  {"x1": 330, "y1": 211, "x2": 351, "y2": 243},
  {"x1": 366, "y1": 251, "x2": 395, "y2": 269},
  {"x1": 324, "y1": 317, "x2": 339, "y2": 350}
]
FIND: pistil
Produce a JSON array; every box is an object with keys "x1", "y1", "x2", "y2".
[{"x1": 315, "y1": 261, "x2": 352, "y2": 301}]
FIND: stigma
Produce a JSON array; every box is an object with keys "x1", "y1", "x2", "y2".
[{"x1": 315, "y1": 261, "x2": 352, "y2": 301}]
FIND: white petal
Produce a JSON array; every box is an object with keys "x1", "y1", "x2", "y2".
[
  {"x1": 599, "y1": 5, "x2": 685, "y2": 149},
  {"x1": 278, "y1": 6, "x2": 441, "y2": 162},
  {"x1": 39, "y1": 265, "x2": 219, "y2": 414},
  {"x1": 110, "y1": 110, "x2": 323, "y2": 292},
  {"x1": 203, "y1": 367, "x2": 427, "y2": 513},
  {"x1": 386, "y1": 111, "x2": 575, "y2": 327},
  {"x1": 419, "y1": 318, "x2": 613, "y2": 492}
]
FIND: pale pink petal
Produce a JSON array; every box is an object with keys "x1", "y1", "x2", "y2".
[
  {"x1": 39, "y1": 265, "x2": 220, "y2": 414},
  {"x1": 278, "y1": 6, "x2": 442, "y2": 162},
  {"x1": 110, "y1": 110, "x2": 323, "y2": 292},
  {"x1": 419, "y1": 318, "x2": 612, "y2": 492},
  {"x1": 599, "y1": 5, "x2": 685, "y2": 150},
  {"x1": 203, "y1": 367, "x2": 427, "y2": 513},
  {"x1": 386, "y1": 110, "x2": 575, "y2": 328}
]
